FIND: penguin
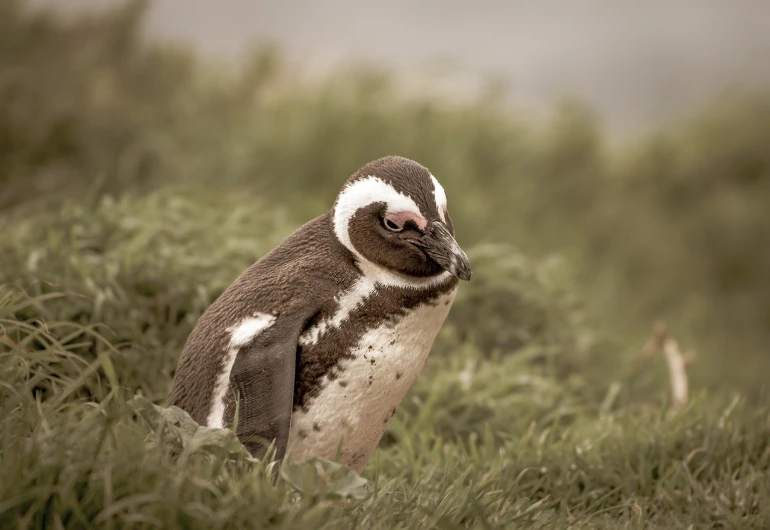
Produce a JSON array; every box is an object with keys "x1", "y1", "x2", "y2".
[{"x1": 167, "y1": 155, "x2": 471, "y2": 473}]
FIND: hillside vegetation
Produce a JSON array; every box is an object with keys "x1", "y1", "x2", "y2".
[{"x1": 1, "y1": 2, "x2": 769, "y2": 528}]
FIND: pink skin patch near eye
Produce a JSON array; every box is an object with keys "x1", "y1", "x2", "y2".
[{"x1": 386, "y1": 211, "x2": 428, "y2": 231}]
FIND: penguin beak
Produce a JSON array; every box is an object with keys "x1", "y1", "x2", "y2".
[{"x1": 418, "y1": 222, "x2": 472, "y2": 281}]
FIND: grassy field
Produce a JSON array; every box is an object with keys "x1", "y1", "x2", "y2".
[{"x1": 1, "y1": 2, "x2": 769, "y2": 528}]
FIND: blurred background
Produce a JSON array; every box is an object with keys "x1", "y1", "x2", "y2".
[
  {"x1": 30, "y1": 0, "x2": 770, "y2": 134},
  {"x1": 2, "y1": 0, "x2": 769, "y2": 401}
]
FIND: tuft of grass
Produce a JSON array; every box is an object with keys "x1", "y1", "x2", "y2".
[{"x1": 1, "y1": 190, "x2": 295, "y2": 400}]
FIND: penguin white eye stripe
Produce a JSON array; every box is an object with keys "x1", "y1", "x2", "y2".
[
  {"x1": 336, "y1": 176, "x2": 423, "y2": 216},
  {"x1": 430, "y1": 173, "x2": 448, "y2": 221},
  {"x1": 332, "y1": 174, "x2": 452, "y2": 289},
  {"x1": 333, "y1": 176, "x2": 423, "y2": 250}
]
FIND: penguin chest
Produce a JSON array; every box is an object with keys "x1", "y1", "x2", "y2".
[{"x1": 286, "y1": 288, "x2": 457, "y2": 472}]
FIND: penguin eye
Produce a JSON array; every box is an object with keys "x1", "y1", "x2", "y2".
[{"x1": 383, "y1": 216, "x2": 404, "y2": 232}]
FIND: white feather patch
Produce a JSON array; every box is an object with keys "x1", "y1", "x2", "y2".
[
  {"x1": 332, "y1": 175, "x2": 453, "y2": 289},
  {"x1": 299, "y1": 277, "x2": 376, "y2": 347},
  {"x1": 430, "y1": 173, "x2": 448, "y2": 211},
  {"x1": 333, "y1": 175, "x2": 422, "y2": 249},
  {"x1": 208, "y1": 312, "x2": 276, "y2": 429}
]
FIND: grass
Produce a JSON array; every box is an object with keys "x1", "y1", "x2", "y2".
[
  {"x1": 2, "y1": 284, "x2": 769, "y2": 528},
  {"x1": 2, "y1": 1, "x2": 769, "y2": 527}
]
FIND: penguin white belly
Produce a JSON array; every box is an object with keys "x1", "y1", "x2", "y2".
[{"x1": 286, "y1": 288, "x2": 457, "y2": 472}]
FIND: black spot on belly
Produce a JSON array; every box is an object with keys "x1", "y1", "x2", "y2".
[
  {"x1": 369, "y1": 358, "x2": 376, "y2": 365},
  {"x1": 395, "y1": 372, "x2": 402, "y2": 380},
  {"x1": 384, "y1": 406, "x2": 398, "y2": 423},
  {"x1": 350, "y1": 450, "x2": 366, "y2": 467},
  {"x1": 389, "y1": 340, "x2": 395, "y2": 345},
  {"x1": 312, "y1": 422, "x2": 321, "y2": 432},
  {"x1": 339, "y1": 380, "x2": 348, "y2": 388},
  {"x1": 298, "y1": 429, "x2": 308, "y2": 439}
]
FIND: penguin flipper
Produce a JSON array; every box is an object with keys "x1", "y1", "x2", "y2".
[{"x1": 228, "y1": 309, "x2": 309, "y2": 462}]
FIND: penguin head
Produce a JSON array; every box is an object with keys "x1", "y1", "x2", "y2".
[{"x1": 333, "y1": 156, "x2": 471, "y2": 285}]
